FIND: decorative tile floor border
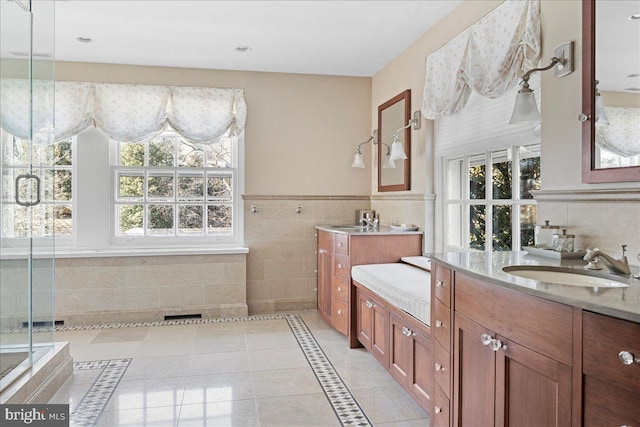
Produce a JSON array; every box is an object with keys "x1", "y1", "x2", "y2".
[
  {"x1": 285, "y1": 314, "x2": 373, "y2": 427},
  {"x1": 70, "y1": 358, "x2": 131, "y2": 427},
  {"x1": 44, "y1": 314, "x2": 370, "y2": 427}
]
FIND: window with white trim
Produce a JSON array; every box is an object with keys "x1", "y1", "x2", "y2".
[
  {"x1": 112, "y1": 129, "x2": 239, "y2": 245},
  {"x1": 443, "y1": 144, "x2": 540, "y2": 252},
  {"x1": 1, "y1": 130, "x2": 74, "y2": 240}
]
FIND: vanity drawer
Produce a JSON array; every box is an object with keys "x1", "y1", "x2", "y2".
[
  {"x1": 583, "y1": 311, "x2": 640, "y2": 395},
  {"x1": 334, "y1": 233, "x2": 349, "y2": 254},
  {"x1": 333, "y1": 276, "x2": 349, "y2": 302},
  {"x1": 334, "y1": 254, "x2": 351, "y2": 279},
  {"x1": 433, "y1": 298, "x2": 451, "y2": 350},
  {"x1": 433, "y1": 340, "x2": 451, "y2": 398},
  {"x1": 318, "y1": 230, "x2": 334, "y2": 252},
  {"x1": 432, "y1": 385, "x2": 450, "y2": 427},
  {"x1": 432, "y1": 263, "x2": 452, "y2": 307},
  {"x1": 332, "y1": 298, "x2": 349, "y2": 335}
]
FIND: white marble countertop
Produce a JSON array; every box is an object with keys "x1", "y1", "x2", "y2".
[
  {"x1": 315, "y1": 224, "x2": 423, "y2": 236},
  {"x1": 428, "y1": 251, "x2": 640, "y2": 324}
]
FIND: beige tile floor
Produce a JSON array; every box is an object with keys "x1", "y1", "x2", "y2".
[{"x1": 49, "y1": 310, "x2": 429, "y2": 426}]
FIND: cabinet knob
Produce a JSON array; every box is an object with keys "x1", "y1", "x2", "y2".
[
  {"x1": 318, "y1": 249, "x2": 326, "y2": 254},
  {"x1": 489, "y1": 339, "x2": 504, "y2": 352},
  {"x1": 435, "y1": 363, "x2": 444, "y2": 372},
  {"x1": 435, "y1": 320, "x2": 443, "y2": 328},
  {"x1": 338, "y1": 263, "x2": 343, "y2": 268},
  {"x1": 435, "y1": 280, "x2": 445, "y2": 287},
  {"x1": 618, "y1": 351, "x2": 639, "y2": 365},
  {"x1": 337, "y1": 286, "x2": 342, "y2": 292},
  {"x1": 481, "y1": 333, "x2": 493, "y2": 346},
  {"x1": 365, "y1": 301, "x2": 373, "y2": 308},
  {"x1": 434, "y1": 406, "x2": 442, "y2": 414},
  {"x1": 338, "y1": 242, "x2": 344, "y2": 247},
  {"x1": 402, "y1": 326, "x2": 412, "y2": 336},
  {"x1": 337, "y1": 309, "x2": 343, "y2": 315}
]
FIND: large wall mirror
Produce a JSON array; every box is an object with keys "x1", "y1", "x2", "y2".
[
  {"x1": 582, "y1": 0, "x2": 640, "y2": 183},
  {"x1": 378, "y1": 89, "x2": 411, "y2": 191}
]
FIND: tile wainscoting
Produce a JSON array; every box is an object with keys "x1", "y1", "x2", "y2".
[{"x1": 243, "y1": 195, "x2": 371, "y2": 314}]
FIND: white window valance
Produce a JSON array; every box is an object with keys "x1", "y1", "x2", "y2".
[
  {"x1": 596, "y1": 107, "x2": 640, "y2": 157},
  {"x1": 0, "y1": 79, "x2": 247, "y2": 144},
  {"x1": 422, "y1": 0, "x2": 541, "y2": 120}
]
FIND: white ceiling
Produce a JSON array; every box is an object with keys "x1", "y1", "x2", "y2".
[{"x1": 53, "y1": 1, "x2": 462, "y2": 77}]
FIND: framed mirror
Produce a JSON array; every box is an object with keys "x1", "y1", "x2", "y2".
[
  {"x1": 582, "y1": 0, "x2": 640, "y2": 183},
  {"x1": 378, "y1": 89, "x2": 411, "y2": 191}
]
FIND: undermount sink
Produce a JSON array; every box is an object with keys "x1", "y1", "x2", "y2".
[
  {"x1": 503, "y1": 266, "x2": 630, "y2": 288},
  {"x1": 330, "y1": 225, "x2": 369, "y2": 231}
]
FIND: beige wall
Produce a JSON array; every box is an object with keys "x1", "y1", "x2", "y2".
[{"x1": 56, "y1": 62, "x2": 372, "y2": 196}]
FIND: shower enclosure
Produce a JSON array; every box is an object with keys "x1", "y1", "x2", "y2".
[{"x1": 0, "y1": 0, "x2": 56, "y2": 394}]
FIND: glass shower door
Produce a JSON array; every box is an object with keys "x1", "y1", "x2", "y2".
[{"x1": 0, "y1": 0, "x2": 55, "y2": 392}]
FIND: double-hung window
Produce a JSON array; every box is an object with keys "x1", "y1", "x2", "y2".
[
  {"x1": 443, "y1": 144, "x2": 540, "y2": 252},
  {"x1": 112, "y1": 129, "x2": 239, "y2": 245}
]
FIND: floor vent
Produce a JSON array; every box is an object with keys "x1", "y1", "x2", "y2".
[
  {"x1": 164, "y1": 314, "x2": 202, "y2": 320},
  {"x1": 21, "y1": 320, "x2": 64, "y2": 328}
]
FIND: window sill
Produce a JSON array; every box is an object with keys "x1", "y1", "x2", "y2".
[{"x1": 0, "y1": 246, "x2": 249, "y2": 260}]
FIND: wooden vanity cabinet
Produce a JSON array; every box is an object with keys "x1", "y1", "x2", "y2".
[
  {"x1": 316, "y1": 229, "x2": 422, "y2": 337},
  {"x1": 431, "y1": 263, "x2": 453, "y2": 427},
  {"x1": 582, "y1": 311, "x2": 640, "y2": 426},
  {"x1": 356, "y1": 287, "x2": 389, "y2": 367}
]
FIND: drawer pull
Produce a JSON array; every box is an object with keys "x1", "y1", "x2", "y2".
[
  {"x1": 337, "y1": 309, "x2": 343, "y2": 315},
  {"x1": 337, "y1": 286, "x2": 342, "y2": 292},
  {"x1": 481, "y1": 333, "x2": 493, "y2": 346},
  {"x1": 435, "y1": 363, "x2": 444, "y2": 372},
  {"x1": 435, "y1": 280, "x2": 445, "y2": 287},
  {"x1": 338, "y1": 263, "x2": 343, "y2": 268},
  {"x1": 435, "y1": 320, "x2": 444, "y2": 328},
  {"x1": 434, "y1": 406, "x2": 442, "y2": 414},
  {"x1": 338, "y1": 242, "x2": 344, "y2": 247},
  {"x1": 365, "y1": 301, "x2": 373, "y2": 308},
  {"x1": 318, "y1": 249, "x2": 326, "y2": 254},
  {"x1": 618, "y1": 351, "x2": 639, "y2": 365}
]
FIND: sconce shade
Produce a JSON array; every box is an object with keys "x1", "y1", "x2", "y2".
[
  {"x1": 389, "y1": 136, "x2": 407, "y2": 161},
  {"x1": 383, "y1": 154, "x2": 396, "y2": 169},
  {"x1": 595, "y1": 93, "x2": 609, "y2": 126},
  {"x1": 351, "y1": 151, "x2": 365, "y2": 168},
  {"x1": 509, "y1": 90, "x2": 540, "y2": 123}
]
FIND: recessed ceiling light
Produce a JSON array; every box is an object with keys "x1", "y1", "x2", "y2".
[
  {"x1": 629, "y1": 13, "x2": 640, "y2": 20},
  {"x1": 628, "y1": 73, "x2": 640, "y2": 78},
  {"x1": 235, "y1": 46, "x2": 251, "y2": 53},
  {"x1": 77, "y1": 37, "x2": 92, "y2": 43}
]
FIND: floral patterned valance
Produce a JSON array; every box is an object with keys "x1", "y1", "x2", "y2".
[
  {"x1": 422, "y1": 0, "x2": 541, "y2": 120},
  {"x1": 0, "y1": 79, "x2": 247, "y2": 144},
  {"x1": 596, "y1": 107, "x2": 640, "y2": 157}
]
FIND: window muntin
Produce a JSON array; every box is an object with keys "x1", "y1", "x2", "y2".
[
  {"x1": 1, "y1": 132, "x2": 73, "y2": 239},
  {"x1": 113, "y1": 131, "x2": 236, "y2": 242},
  {"x1": 444, "y1": 144, "x2": 540, "y2": 252}
]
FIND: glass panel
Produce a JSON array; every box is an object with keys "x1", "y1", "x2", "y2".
[
  {"x1": 493, "y1": 205, "x2": 513, "y2": 251},
  {"x1": 519, "y1": 146, "x2": 540, "y2": 200},
  {"x1": 468, "y1": 154, "x2": 486, "y2": 200},
  {"x1": 469, "y1": 204, "x2": 486, "y2": 250},
  {"x1": 118, "y1": 205, "x2": 143, "y2": 236},
  {"x1": 206, "y1": 139, "x2": 232, "y2": 167},
  {"x1": 119, "y1": 142, "x2": 145, "y2": 166},
  {"x1": 446, "y1": 204, "x2": 463, "y2": 247},
  {"x1": 447, "y1": 158, "x2": 464, "y2": 200},
  {"x1": 148, "y1": 205, "x2": 175, "y2": 235},
  {"x1": 118, "y1": 174, "x2": 144, "y2": 199},
  {"x1": 492, "y1": 149, "x2": 512, "y2": 200},
  {"x1": 149, "y1": 136, "x2": 175, "y2": 167},
  {"x1": 207, "y1": 176, "x2": 232, "y2": 201},
  {"x1": 54, "y1": 204, "x2": 73, "y2": 237},
  {"x1": 178, "y1": 205, "x2": 203, "y2": 235},
  {"x1": 43, "y1": 169, "x2": 72, "y2": 201},
  {"x1": 179, "y1": 141, "x2": 204, "y2": 167},
  {"x1": 147, "y1": 173, "x2": 174, "y2": 200},
  {"x1": 207, "y1": 205, "x2": 232, "y2": 235},
  {"x1": 520, "y1": 205, "x2": 536, "y2": 248},
  {"x1": 178, "y1": 174, "x2": 204, "y2": 200},
  {"x1": 52, "y1": 140, "x2": 72, "y2": 166}
]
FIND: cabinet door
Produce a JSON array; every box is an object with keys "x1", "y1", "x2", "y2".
[
  {"x1": 583, "y1": 375, "x2": 640, "y2": 427},
  {"x1": 453, "y1": 313, "x2": 495, "y2": 427},
  {"x1": 356, "y1": 288, "x2": 373, "y2": 350},
  {"x1": 409, "y1": 327, "x2": 432, "y2": 409},
  {"x1": 390, "y1": 315, "x2": 411, "y2": 385},
  {"x1": 317, "y1": 247, "x2": 332, "y2": 320},
  {"x1": 371, "y1": 302, "x2": 389, "y2": 368},
  {"x1": 494, "y1": 335, "x2": 571, "y2": 427}
]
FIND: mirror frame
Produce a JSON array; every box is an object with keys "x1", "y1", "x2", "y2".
[
  {"x1": 377, "y1": 89, "x2": 411, "y2": 192},
  {"x1": 582, "y1": 0, "x2": 640, "y2": 183}
]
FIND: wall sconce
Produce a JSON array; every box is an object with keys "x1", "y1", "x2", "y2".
[
  {"x1": 351, "y1": 130, "x2": 397, "y2": 169},
  {"x1": 389, "y1": 114, "x2": 421, "y2": 161},
  {"x1": 510, "y1": 41, "x2": 574, "y2": 124}
]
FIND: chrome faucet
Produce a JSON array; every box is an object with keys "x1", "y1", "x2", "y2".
[
  {"x1": 359, "y1": 214, "x2": 379, "y2": 230},
  {"x1": 583, "y1": 245, "x2": 631, "y2": 275}
]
